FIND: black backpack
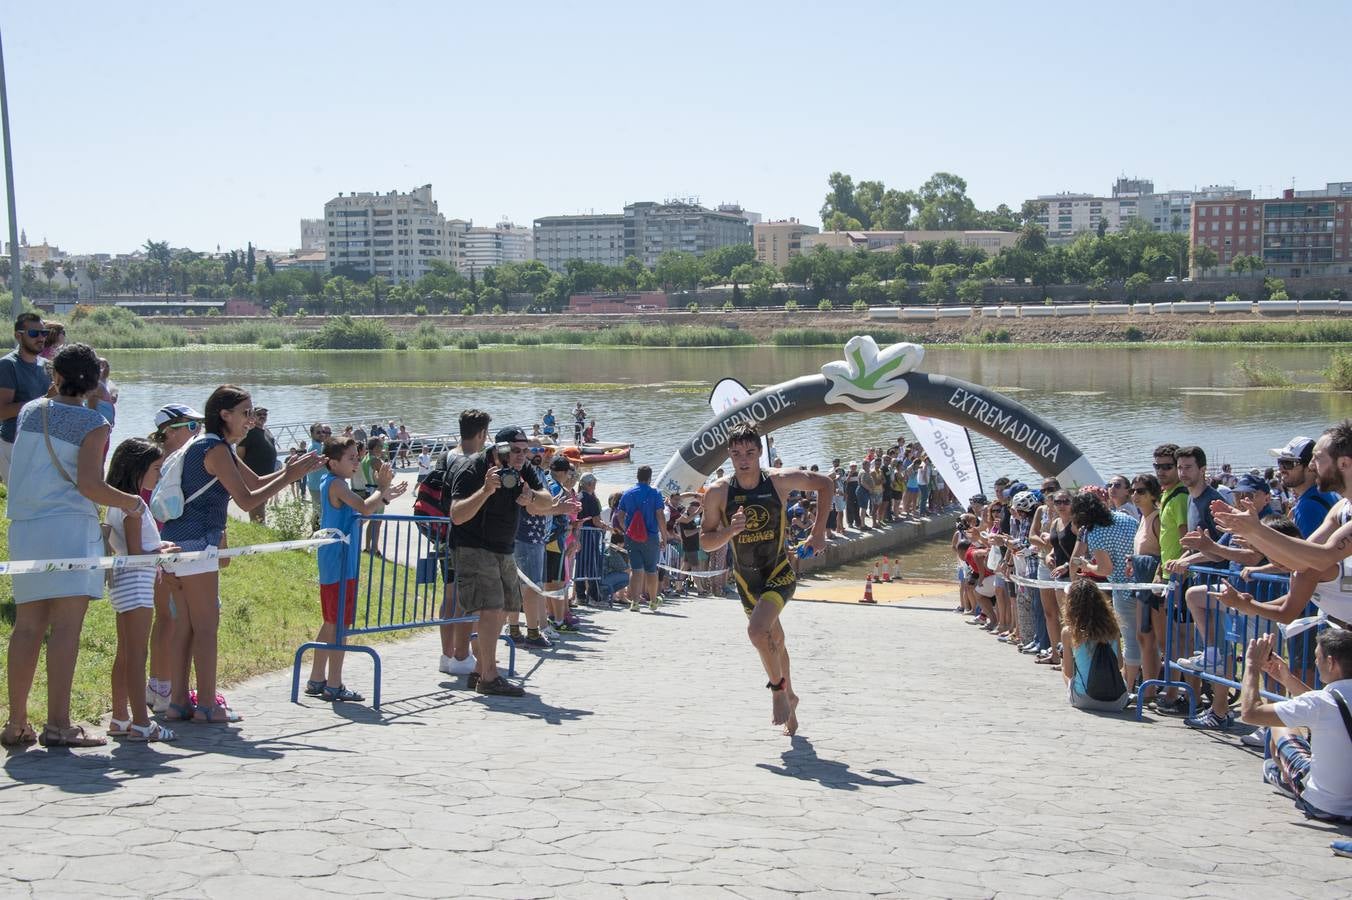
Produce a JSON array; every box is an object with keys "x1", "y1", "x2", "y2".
[
  {"x1": 1085, "y1": 641, "x2": 1128, "y2": 702},
  {"x1": 412, "y1": 450, "x2": 456, "y2": 549}
]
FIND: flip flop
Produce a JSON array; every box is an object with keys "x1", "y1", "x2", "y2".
[
  {"x1": 1, "y1": 722, "x2": 37, "y2": 747},
  {"x1": 165, "y1": 702, "x2": 197, "y2": 722}
]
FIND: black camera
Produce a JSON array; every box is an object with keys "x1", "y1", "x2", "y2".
[{"x1": 488, "y1": 442, "x2": 520, "y2": 489}]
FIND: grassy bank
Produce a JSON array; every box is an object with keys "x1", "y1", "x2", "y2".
[
  {"x1": 1192, "y1": 320, "x2": 1352, "y2": 343},
  {"x1": 0, "y1": 495, "x2": 413, "y2": 727}
]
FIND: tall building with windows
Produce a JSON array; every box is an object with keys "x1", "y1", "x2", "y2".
[
  {"x1": 1192, "y1": 184, "x2": 1352, "y2": 277},
  {"x1": 458, "y1": 221, "x2": 533, "y2": 276},
  {"x1": 323, "y1": 184, "x2": 456, "y2": 282},
  {"x1": 532, "y1": 213, "x2": 627, "y2": 272},
  {"x1": 1029, "y1": 178, "x2": 1253, "y2": 243},
  {"x1": 753, "y1": 219, "x2": 818, "y2": 269},
  {"x1": 623, "y1": 201, "x2": 752, "y2": 268}
]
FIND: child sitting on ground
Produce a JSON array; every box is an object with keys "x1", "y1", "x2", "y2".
[
  {"x1": 1061, "y1": 579, "x2": 1130, "y2": 711},
  {"x1": 305, "y1": 436, "x2": 408, "y2": 704},
  {"x1": 105, "y1": 438, "x2": 181, "y2": 742}
]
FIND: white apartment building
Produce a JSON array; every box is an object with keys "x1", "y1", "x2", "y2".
[
  {"x1": 323, "y1": 184, "x2": 457, "y2": 282},
  {"x1": 299, "y1": 218, "x2": 327, "y2": 252},
  {"x1": 533, "y1": 214, "x2": 627, "y2": 272},
  {"x1": 458, "y1": 222, "x2": 533, "y2": 276}
]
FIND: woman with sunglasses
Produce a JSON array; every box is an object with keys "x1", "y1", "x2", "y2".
[
  {"x1": 160, "y1": 386, "x2": 323, "y2": 723},
  {"x1": 1128, "y1": 474, "x2": 1164, "y2": 701},
  {"x1": 144, "y1": 403, "x2": 207, "y2": 713},
  {"x1": 1038, "y1": 490, "x2": 1077, "y2": 666}
]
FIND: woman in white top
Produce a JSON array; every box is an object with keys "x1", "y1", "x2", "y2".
[{"x1": 2, "y1": 344, "x2": 147, "y2": 749}]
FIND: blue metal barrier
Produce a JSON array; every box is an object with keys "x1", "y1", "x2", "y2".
[
  {"x1": 290, "y1": 514, "x2": 516, "y2": 708},
  {"x1": 1135, "y1": 565, "x2": 1318, "y2": 721}
]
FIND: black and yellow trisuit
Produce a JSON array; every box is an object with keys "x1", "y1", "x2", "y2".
[{"x1": 726, "y1": 471, "x2": 795, "y2": 615}]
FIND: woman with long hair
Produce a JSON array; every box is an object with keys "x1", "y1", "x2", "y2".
[
  {"x1": 1069, "y1": 489, "x2": 1141, "y2": 691},
  {"x1": 159, "y1": 385, "x2": 322, "y2": 723},
  {"x1": 1061, "y1": 579, "x2": 1129, "y2": 711},
  {"x1": 1128, "y1": 473, "x2": 1163, "y2": 701}
]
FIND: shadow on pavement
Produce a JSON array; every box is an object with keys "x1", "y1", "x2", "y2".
[{"x1": 756, "y1": 735, "x2": 922, "y2": 790}]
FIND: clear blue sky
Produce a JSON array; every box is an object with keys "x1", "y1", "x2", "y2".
[{"x1": 4, "y1": 1, "x2": 1350, "y2": 255}]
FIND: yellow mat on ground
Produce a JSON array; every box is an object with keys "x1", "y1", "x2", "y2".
[{"x1": 793, "y1": 579, "x2": 955, "y2": 606}]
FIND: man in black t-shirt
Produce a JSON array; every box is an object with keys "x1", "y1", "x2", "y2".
[
  {"x1": 449, "y1": 418, "x2": 578, "y2": 696},
  {"x1": 238, "y1": 408, "x2": 279, "y2": 522}
]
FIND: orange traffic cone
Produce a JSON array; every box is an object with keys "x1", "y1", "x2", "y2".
[
  {"x1": 860, "y1": 573, "x2": 876, "y2": 604},
  {"x1": 881, "y1": 556, "x2": 892, "y2": 582}
]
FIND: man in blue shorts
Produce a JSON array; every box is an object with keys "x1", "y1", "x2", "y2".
[{"x1": 618, "y1": 466, "x2": 668, "y2": 612}]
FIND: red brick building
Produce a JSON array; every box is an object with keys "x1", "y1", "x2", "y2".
[
  {"x1": 568, "y1": 291, "x2": 669, "y2": 314},
  {"x1": 1192, "y1": 185, "x2": 1352, "y2": 277}
]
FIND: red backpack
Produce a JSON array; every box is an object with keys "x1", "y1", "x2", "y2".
[{"x1": 413, "y1": 451, "x2": 456, "y2": 548}]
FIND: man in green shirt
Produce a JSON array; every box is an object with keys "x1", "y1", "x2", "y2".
[{"x1": 1152, "y1": 442, "x2": 1192, "y2": 712}]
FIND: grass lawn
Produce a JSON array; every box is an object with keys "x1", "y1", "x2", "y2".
[{"x1": 0, "y1": 494, "x2": 423, "y2": 727}]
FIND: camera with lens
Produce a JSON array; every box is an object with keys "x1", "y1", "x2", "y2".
[{"x1": 489, "y1": 441, "x2": 520, "y2": 489}]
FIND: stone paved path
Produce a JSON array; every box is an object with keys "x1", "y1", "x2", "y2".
[{"x1": 3, "y1": 590, "x2": 1350, "y2": 898}]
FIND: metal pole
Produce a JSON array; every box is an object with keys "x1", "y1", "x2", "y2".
[{"x1": 0, "y1": 27, "x2": 21, "y2": 317}]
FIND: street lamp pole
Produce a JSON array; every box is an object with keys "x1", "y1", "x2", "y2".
[{"x1": 0, "y1": 28, "x2": 21, "y2": 317}]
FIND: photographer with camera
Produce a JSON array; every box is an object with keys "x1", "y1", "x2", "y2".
[{"x1": 449, "y1": 419, "x2": 579, "y2": 696}]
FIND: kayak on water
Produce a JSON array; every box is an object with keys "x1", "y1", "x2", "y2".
[{"x1": 561, "y1": 446, "x2": 632, "y2": 464}]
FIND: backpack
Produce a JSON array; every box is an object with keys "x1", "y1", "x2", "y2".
[
  {"x1": 149, "y1": 435, "x2": 221, "y2": 522},
  {"x1": 1084, "y1": 641, "x2": 1128, "y2": 702},
  {"x1": 624, "y1": 495, "x2": 649, "y2": 542},
  {"x1": 412, "y1": 450, "x2": 456, "y2": 549}
]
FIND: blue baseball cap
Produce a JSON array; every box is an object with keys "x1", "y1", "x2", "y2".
[{"x1": 1233, "y1": 473, "x2": 1270, "y2": 494}]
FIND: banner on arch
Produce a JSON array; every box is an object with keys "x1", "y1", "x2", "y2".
[{"x1": 902, "y1": 412, "x2": 983, "y2": 504}]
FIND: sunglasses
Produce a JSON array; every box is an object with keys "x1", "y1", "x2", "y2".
[
  {"x1": 22, "y1": 329, "x2": 50, "y2": 339},
  {"x1": 1130, "y1": 487, "x2": 1148, "y2": 494},
  {"x1": 1110, "y1": 483, "x2": 1129, "y2": 490},
  {"x1": 1053, "y1": 499, "x2": 1070, "y2": 506},
  {"x1": 1153, "y1": 463, "x2": 1175, "y2": 471},
  {"x1": 166, "y1": 420, "x2": 200, "y2": 432},
  {"x1": 1277, "y1": 459, "x2": 1299, "y2": 470}
]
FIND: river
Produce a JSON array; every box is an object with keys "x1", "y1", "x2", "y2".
[{"x1": 105, "y1": 343, "x2": 1347, "y2": 578}]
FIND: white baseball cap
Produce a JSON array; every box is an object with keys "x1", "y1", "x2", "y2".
[
  {"x1": 154, "y1": 403, "x2": 204, "y2": 428},
  {"x1": 1268, "y1": 436, "x2": 1314, "y2": 464}
]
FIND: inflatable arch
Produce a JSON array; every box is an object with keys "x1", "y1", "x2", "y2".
[{"x1": 657, "y1": 336, "x2": 1103, "y2": 496}]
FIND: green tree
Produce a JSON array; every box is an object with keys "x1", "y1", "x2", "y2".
[
  {"x1": 820, "y1": 172, "x2": 864, "y2": 229},
  {"x1": 1019, "y1": 200, "x2": 1047, "y2": 225},
  {"x1": 84, "y1": 262, "x2": 102, "y2": 299},
  {"x1": 956, "y1": 277, "x2": 984, "y2": 305},
  {"x1": 920, "y1": 277, "x2": 950, "y2": 304},
  {"x1": 1191, "y1": 243, "x2": 1219, "y2": 279},
  {"x1": 702, "y1": 244, "x2": 756, "y2": 280},
  {"x1": 41, "y1": 259, "x2": 57, "y2": 294},
  {"x1": 653, "y1": 251, "x2": 703, "y2": 292},
  {"x1": 913, "y1": 172, "x2": 979, "y2": 230},
  {"x1": 1015, "y1": 223, "x2": 1048, "y2": 254},
  {"x1": 60, "y1": 259, "x2": 76, "y2": 296},
  {"x1": 1140, "y1": 246, "x2": 1173, "y2": 281},
  {"x1": 1125, "y1": 272, "x2": 1151, "y2": 299}
]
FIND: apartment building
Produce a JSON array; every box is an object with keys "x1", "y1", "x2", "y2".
[
  {"x1": 753, "y1": 219, "x2": 819, "y2": 268},
  {"x1": 800, "y1": 229, "x2": 1017, "y2": 256},
  {"x1": 1192, "y1": 184, "x2": 1352, "y2": 277},
  {"x1": 623, "y1": 201, "x2": 752, "y2": 268},
  {"x1": 299, "y1": 218, "x2": 327, "y2": 252},
  {"x1": 323, "y1": 184, "x2": 457, "y2": 281},
  {"x1": 458, "y1": 222, "x2": 533, "y2": 276},
  {"x1": 532, "y1": 214, "x2": 627, "y2": 273}
]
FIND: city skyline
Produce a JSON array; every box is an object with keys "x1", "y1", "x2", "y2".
[{"x1": 4, "y1": 1, "x2": 1351, "y2": 255}]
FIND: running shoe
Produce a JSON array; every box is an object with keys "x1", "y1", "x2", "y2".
[
  {"x1": 1331, "y1": 840, "x2": 1352, "y2": 858},
  {"x1": 476, "y1": 676, "x2": 525, "y2": 697},
  {"x1": 519, "y1": 634, "x2": 552, "y2": 650},
  {"x1": 1185, "y1": 709, "x2": 1231, "y2": 731},
  {"x1": 630, "y1": 597, "x2": 641, "y2": 612},
  {"x1": 542, "y1": 625, "x2": 561, "y2": 641},
  {"x1": 1240, "y1": 727, "x2": 1269, "y2": 749},
  {"x1": 1153, "y1": 694, "x2": 1190, "y2": 715},
  {"x1": 555, "y1": 620, "x2": 580, "y2": 634},
  {"x1": 439, "y1": 653, "x2": 477, "y2": 676},
  {"x1": 649, "y1": 594, "x2": 661, "y2": 612},
  {"x1": 1176, "y1": 649, "x2": 1221, "y2": 671}
]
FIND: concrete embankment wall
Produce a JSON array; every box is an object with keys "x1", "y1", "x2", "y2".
[{"x1": 798, "y1": 513, "x2": 957, "y2": 577}]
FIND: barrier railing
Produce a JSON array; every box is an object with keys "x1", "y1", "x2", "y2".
[
  {"x1": 289, "y1": 513, "x2": 516, "y2": 708},
  {"x1": 1134, "y1": 566, "x2": 1317, "y2": 721}
]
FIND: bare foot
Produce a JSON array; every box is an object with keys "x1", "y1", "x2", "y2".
[
  {"x1": 771, "y1": 689, "x2": 790, "y2": 726},
  {"x1": 783, "y1": 694, "x2": 800, "y2": 736}
]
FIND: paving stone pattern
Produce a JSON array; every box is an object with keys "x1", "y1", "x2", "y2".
[{"x1": 3, "y1": 593, "x2": 1350, "y2": 898}]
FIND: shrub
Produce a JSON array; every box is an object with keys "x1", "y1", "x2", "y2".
[
  {"x1": 196, "y1": 322, "x2": 292, "y2": 346},
  {"x1": 65, "y1": 305, "x2": 190, "y2": 349},
  {"x1": 456, "y1": 337, "x2": 480, "y2": 350},
  {"x1": 297, "y1": 315, "x2": 393, "y2": 350},
  {"x1": 267, "y1": 499, "x2": 313, "y2": 541},
  {"x1": 851, "y1": 299, "x2": 868, "y2": 312},
  {"x1": 1234, "y1": 358, "x2": 1292, "y2": 387},
  {"x1": 295, "y1": 308, "x2": 307, "y2": 318},
  {"x1": 491, "y1": 304, "x2": 505, "y2": 315},
  {"x1": 259, "y1": 336, "x2": 284, "y2": 350},
  {"x1": 1326, "y1": 351, "x2": 1352, "y2": 390},
  {"x1": 1194, "y1": 321, "x2": 1352, "y2": 343},
  {"x1": 461, "y1": 303, "x2": 476, "y2": 316},
  {"x1": 722, "y1": 300, "x2": 734, "y2": 312},
  {"x1": 271, "y1": 302, "x2": 287, "y2": 317},
  {"x1": 784, "y1": 299, "x2": 799, "y2": 311},
  {"x1": 979, "y1": 328, "x2": 1011, "y2": 344},
  {"x1": 687, "y1": 301, "x2": 700, "y2": 313},
  {"x1": 1223, "y1": 293, "x2": 1243, "y2": 303},
  {"x1": 1124, "y1": 326, "x2": 1145, "y2": 342},
  {"x1": 394, "y1": 338, "x2": 408, "y2": 350},
  {"x1": 817, "y1": 299, "x2": 833, "y2": 312},
  {"x1": 409, "y1": 322, "x2": 442, "y2": 350},
  {"x1": 1269, "y1": 290, "x2": 1290, "y2": 302},
  {"x1": 414, "y1": 305, "x2": 428, "y2": 316}
]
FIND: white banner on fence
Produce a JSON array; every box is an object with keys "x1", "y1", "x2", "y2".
[
  {"x1": 903, "y1": 413, "x2": 983, "y2": 503},
  {"x1": 708, "y1": 377, "x2": 771, "y2": 470}
]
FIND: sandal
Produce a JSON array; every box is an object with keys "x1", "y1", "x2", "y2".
[
  {"x1": 1, "y1": 722, "x2": 38, "y2": 747},
  {"x1": 108, "y1": 717, "x2": 133, "y2": 737},
  {"x1": 304, "y1": 679, "x2": 327, "y2": 697},
  {"x1": 37, "y1": 725, "x2": 107, "y2": 748},
  {"x1": 127, "y1": 721, "x2": 177, "y2": 743},
  {"x1": 165, "y1": 702, "x2": 197, "y2": 722},
  {"x1": 194, "y1": 705, "x2": 243, "y2": 724},
  {"x1": 322, "y1": 684, "x2": 365, "y2": 703}
]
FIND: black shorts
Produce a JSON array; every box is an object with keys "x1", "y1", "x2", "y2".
[{"x1": 545, "y1": 547, "x2": 566, "y2": 583}]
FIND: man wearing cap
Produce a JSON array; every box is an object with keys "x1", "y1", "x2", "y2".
[
  {"x1": 0, "y1": 313, "x2": 53, "y2": 487},
  {"x1": 238, "y1": 407, "x2": 279, "y2": 523},
  {"x1": 449, "y1": 419, "x2": 579, "y2": 696},
  {"x1": 1271, "y1": 436, "x2": 1339, "y2": 538},
  {"x1": 508, "y1": 454, "x2": 573, "y2": 650}
]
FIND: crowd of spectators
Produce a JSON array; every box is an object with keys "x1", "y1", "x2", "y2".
[{"x1": 949, "y1": 425, "x2": 1352, "y2": 826}]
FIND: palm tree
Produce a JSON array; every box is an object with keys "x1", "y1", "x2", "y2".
[
  {"x1": 85, "y1": 262, "x2": 102, "y2": 300},
  {"x1": 41, "y1": 259, "x2": 57, "y2": 295},
  {"x1": 60, "y1": 260, "x2": 76, "y2": 298}
]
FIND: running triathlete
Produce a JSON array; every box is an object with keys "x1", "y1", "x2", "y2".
[{"x1": 701, "y1": 423, "x2": 831, "y2": 735}]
